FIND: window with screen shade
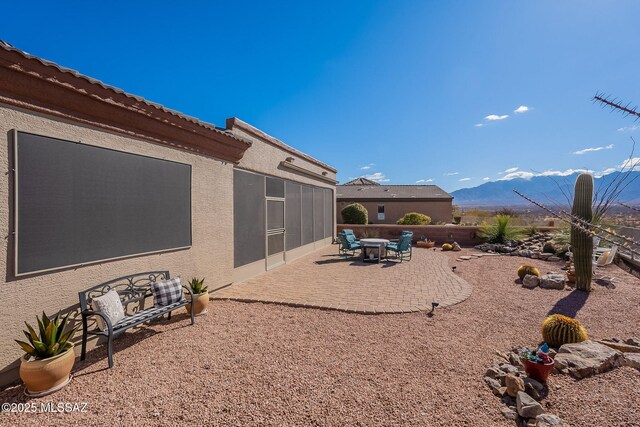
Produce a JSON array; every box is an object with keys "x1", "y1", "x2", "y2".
[
  {"x1": 301, "y1": 185, "x2": 314, "y2": 245},
  {"x1": 267, "y1": 200, "x2": 284, "y2": 230},
  {"x1": 285, "y1": 181, "x2": 302, "y2": 250},
  {"x1": 233, "y1": 170, "x2": 266, "y2": 267}
]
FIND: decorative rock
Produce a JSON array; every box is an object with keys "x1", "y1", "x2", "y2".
[
  {"x1": 485, "y1": 367, "x2": 502, "y2": 379},
  {"x1": 501, "y1": 406, "x2": 517, "y2": 420},
  {"x1": 531, "y1": 252, "x2": 540, "y2": 259},
  {"x1": 485, "y1": 376, "x2": 502, "y2": 392},
  {"x1": 554, "y1": 340, "x2": 625, "y2": 379},
  {"x1": 538, "y1": 253, "x2": 553, "y2": 260},
  {"x1": 506, "y1": 374, "x2": 525, "y2": 397},
  {"x1": 499, "y1": 363, "x2": 520, "y2": 376},
  {"x1": 522, "y1": 274, "x2": 540, "y2": 289},
  {"x1": 516, "y1": 391, "x2": 544, "y2": 418},
  {"x1": 524, "y1": 377, "x2": 545, "y2": 394},
  {"x1": 626, "y1": 337, "x2": 640, "y2": 347},
  {"x1": 510, "y1": 352, "x2": 524, "y2": 367},
  {"x1": 495, "y1": 386, "x2": 508, "y2": 397},
  {"x1": 597, "y1": 339, "x2": 640, "y2": 353},
  {"x1": 547, "y1": 256, "x2": 561, "y2": 262},
  {"x1": 525, "y1": 382, "x2": 540, "y2": 400},
  {"x1": 623, "y1": 353, "x2": 640, "y2": 369},
  {"x1": 535, "y1": 414, "x2": 564, "y2": 426},
  {"x1": 457, "y1": 255, "x2": 472, "y2": 260},
  {"x1": 452, "y1": 242, "x2": 461, "y2": 251},
  {"x1": 539, "y1": 274, "x2": 565, "y2": 290}
]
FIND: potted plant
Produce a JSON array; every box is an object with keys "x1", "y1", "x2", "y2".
[
  {"x1": 519, "y1": 344, "x2": 554, "y2": 383},
  {"x1": 15, "y1": 311, "x2": 78, "y2": 396},
  {"x1": 416, "y1": 235, "x2": 435, "y2": 248},
  {"x1": 185, "y1": 277, "x2": 209, "y2": 316}
]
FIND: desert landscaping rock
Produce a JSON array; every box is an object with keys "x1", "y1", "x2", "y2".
[
  {"x1": 597, "y1": 339, "x2": 640, "y2": 353},
  {"x1": 506, "y1": 374, "x2": 525, "y2": 397},
  {"x1": 522, "y1": 274, "x2": 540, "y2": 289},
  {"x1": 623, "y1": 353, "x2": 640, "y2": 369},
  {"x1": 539, "y1": 274, "x2": 565, "y2": 290},
  {"x1": 525, "y1": 382, "x2": 540, "y2": 401},
  {"x1": 554, "y1": 340, "x2": 625, "y2": 379},
  {"x1": 535, "y1": 414, "x2": 564, "y2": 427},
  {"x1": 517, "y1": 391, "x2": 544, "y2": 418},
  {"x1": 501, "y1": 406, "x2": 517, "y2": 420},
  {"x1": 499, "y1": 363, "x2": 520, "y2": 376}
]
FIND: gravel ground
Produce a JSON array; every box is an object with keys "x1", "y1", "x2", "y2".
[{"x1": 1, "y1": 249, "x2": 639, "y2": 426}]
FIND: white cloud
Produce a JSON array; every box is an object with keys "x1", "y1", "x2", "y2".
[
  {"x1": 538, "y1": 168, "x2": 594, "y2": 177},
  {"x1": 594, "y1": 168, "x2": 618, "y2": 178},
  {"x1": 501, "y1": 171, "x2": 536, "y2": 180},
  {"x1": 504, "y1": 167, "x2": 519, "y2": 173},
  {"x1": 620, "y1": 157, "x2": 640, "y2": 170},
  {"x1": 416, "y1": 179, "x2": 434, "y2": 183},
  {"x1": 573, "y1": 144, "x2": 614, "y2": 155},
  {"x1": 446, "y1": 172, "x2": 459, "y2": 176},
  {"x1": 485, "y1": 114, "x2": 510, "y2": 121},
  {"x1": 474, "y1": 123, "x2": 484, "y2": 127},
  {"x1": 459, "y1": 178, "x2": 471, "y2": 182},
  {"x1": 514, "y1": 105, "x2": 530, "y2": 114},
  {"x1": 482, "y1": 177, "x2": 490, "y2": 181},
  {"x1": 362, "y1": 172, "x2": 390, "y2": 182},
  {"x1": 360, "y1": 163, "x2": 375, "y2": 170},
  {"x1": 618, "y1": 125, "x2": 639, "y2": 132}
]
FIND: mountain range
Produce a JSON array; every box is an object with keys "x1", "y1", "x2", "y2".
[{"x1": 450, "y1": 171, "x2": 640, "y2": 207}]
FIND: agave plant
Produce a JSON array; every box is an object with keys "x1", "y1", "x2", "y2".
[
  {"x1": 188, "y1": 277, "x2": 208, "y2": 294},
  {"x1": 15, "y1": 311, "x2": 78, "y2": 359},
  {"x1": 479, "y1": 215, "x2": 523, "y2": 244}
]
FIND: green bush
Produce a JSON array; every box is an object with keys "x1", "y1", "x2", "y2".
[
  {"x1": 479, "y1": 215, "x2": 523, "y2": 244},
  {"x1": 396, "y1": 212, "x2": 431, "y2": 225},
  {"x1": 341, "y1": 203, "x2": 368, "y2": 224}
]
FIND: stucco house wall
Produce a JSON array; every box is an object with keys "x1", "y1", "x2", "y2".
[{"x1": 337, "y1": 199, "x2": 453, "y2": 224}]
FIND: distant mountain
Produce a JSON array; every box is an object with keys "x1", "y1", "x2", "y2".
[{"x1": 450, "y1": 172, "x2": 640, "y2": 207}]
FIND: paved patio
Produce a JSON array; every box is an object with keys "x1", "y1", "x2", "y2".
[{"x1": 213, "y1": 244, "x2": 472, "y2": 313}]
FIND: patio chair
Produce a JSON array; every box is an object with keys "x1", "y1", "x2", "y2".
[
  {"x1": 386, "y1": 232, "x2": 413, "y2": 262},
  {"x1": 337, "y1": 233, "x2": 362, "y2": 257},
  {"x1": 593, "y1": 245, "x2": 618, "y2": 268}
]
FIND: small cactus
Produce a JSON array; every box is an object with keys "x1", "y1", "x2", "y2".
[
  {"x1": 441, "y1": 243, "x2": 453, "y2": 251},
  {"x1": 541, "y1": 314, "x2": 588, "y2": 348},
  {"x1": 517, "y1": 265, "x2": 541, "y2": 280}
]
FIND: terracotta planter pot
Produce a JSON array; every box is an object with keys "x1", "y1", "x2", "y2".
[
  {"x1": 417, "y1": 241, "x2": 435, "y2": 248},
  {"x1": 523, "y1": 359, "x2": 554, "y2": 383},
  {"x1": 186, "y1": 292, "x2": 210, "y2": 316},
  {"x1": 20, "y1": 345, "x2": 75, "y2": 396}
]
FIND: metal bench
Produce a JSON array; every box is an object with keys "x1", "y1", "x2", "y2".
[{"x1": 79, "y1": 271, "x2": 195, "y2": 368}]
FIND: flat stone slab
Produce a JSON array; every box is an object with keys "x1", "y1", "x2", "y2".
[
  {"x1": 213, "y1": 245, "x2": 472, "y2": 314},
  {"x1": 554, "y1": 340, "x2": 625, "y2": 379}
]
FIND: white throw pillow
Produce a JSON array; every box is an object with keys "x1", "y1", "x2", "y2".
[{"x1": 91, "y1": 289, "x2": 125, "y2": 331}]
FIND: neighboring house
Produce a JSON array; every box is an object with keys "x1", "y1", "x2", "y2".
[
  {"x1": 0, "y1": 40, "x2": 336, "y2": 387},
  {"x1": 336, "y1": 178, "x2": 453, "y2": 224}
]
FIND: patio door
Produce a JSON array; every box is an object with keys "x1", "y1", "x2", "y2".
[{"x1": 266, "y1": 198, "x2": 285, "y2": 270}]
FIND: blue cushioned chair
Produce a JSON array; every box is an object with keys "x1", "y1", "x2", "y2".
[
  {"x1": 337, "y1": 233, "x2": 362, "y2": 257},
  {"x1": 386, "y1": 232, "x2": 413, "y2": 262}
]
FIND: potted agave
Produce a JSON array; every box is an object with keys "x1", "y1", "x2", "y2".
[
  {"x1": 15, "y1": 311, "x2": 78, "y2": 396},
  {"x1": 185, "y1": 277, "x2": 209, "y2": 316}
]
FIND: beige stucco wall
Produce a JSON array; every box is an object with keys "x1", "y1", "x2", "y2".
[
  {"x1": 0, "y1": 104, "x2": 235, "y2": 385},
  {"x1": 337, "y1": 200, "x2": 453, "y2": 224}
]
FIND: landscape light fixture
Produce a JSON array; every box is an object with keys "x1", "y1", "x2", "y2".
[{"x1": 452, "y1": 266, "x2": 457, "y2": 273}]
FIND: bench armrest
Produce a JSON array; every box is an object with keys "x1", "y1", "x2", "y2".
[{"x1": 182, "y1": 284, "x2": 195, "y2": 301}]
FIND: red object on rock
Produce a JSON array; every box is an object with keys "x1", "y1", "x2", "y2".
[{"x1": 524, "y1": 359, "x2": 554, "y2": 383}]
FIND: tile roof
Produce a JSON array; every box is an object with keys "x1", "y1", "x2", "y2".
[
  {"x1": 336, "y1": 184, "x2": 453, "y2": 200},
  {"x1": 0, "y1": 40, "x2": 247, "y2": 145},
  {"x1": 342, "y1": 177, "x2": 379, "y2": 185}
]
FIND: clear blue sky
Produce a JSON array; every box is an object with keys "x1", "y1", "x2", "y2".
[{"x1": 3, "y1": 1, "x2": 640, "y2": 191}]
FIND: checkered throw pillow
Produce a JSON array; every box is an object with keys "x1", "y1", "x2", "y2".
[{"x1": 151, "y1": 277, "x2": 184, "y2": 307}]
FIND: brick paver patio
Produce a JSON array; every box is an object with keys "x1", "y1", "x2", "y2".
[{"x1": 213, "y1": 245, "x2": 472, "y2": 313}]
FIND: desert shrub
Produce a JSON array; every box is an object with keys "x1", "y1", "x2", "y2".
[
  {"x1": 341, "y1": 203, "x2": 368, "y2": 224},
  {"x1": 522, "y1": 225, "x2": 538, "y2": 237},
  {"x1": 541, "y1": 314, "x2": 588, "y2": 348},
  {"x1": 495, "y1": 208, "x2": 519, "y2": 217},
  {"x1": 441, "y1": 243, "x2": 453, "y2": 251},
  {"x1": 479, "y1": 215, "x2": 523, "y2": 244},
  {"x1": 517, "y1": 265, "x2": 541, "y2": 280},
  {"x1": 397, "y1": 212, "x2": 431, "y2": 225},
  {"x1": 453, "y1": 216, "x2": 462, "y2": 224}
]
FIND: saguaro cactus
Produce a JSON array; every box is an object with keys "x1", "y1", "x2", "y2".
[{"x1": 571, "y1": 173, "x2": 594, "y2": 291}]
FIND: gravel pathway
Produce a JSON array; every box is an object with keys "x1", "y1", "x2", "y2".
[{"x1": 1, "y1": 248, "x2": 639, "y2": 426}]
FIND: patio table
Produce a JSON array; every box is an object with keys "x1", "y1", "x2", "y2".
[{"x1": 360, "y1": 238, "x2": 390, "y2": 263}]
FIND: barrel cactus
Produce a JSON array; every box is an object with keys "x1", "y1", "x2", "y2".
[
  {"x1": 442, "y1": 243, "x2": 453, "y2": 251},
  {"x1": 571, "y1": 174, "x2": 594, "y2": 291},
  {"x1": 517, "y1": 265, "x2": 541, "y2": 280},
  {"x1": 541, "y1": 314, "x2": 588, "y2": 348}
]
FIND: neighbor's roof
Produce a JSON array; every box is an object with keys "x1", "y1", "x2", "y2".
[
  {"x1": 336, "y1": 184, "x2": 453, "y2": 200},
  {"x1": 342, "y1": 177, "x2": 380, "y2": 185}
]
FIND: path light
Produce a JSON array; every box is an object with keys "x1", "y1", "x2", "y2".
[{"x1": 452, "y1": 266, "x2": 457, "y2": 273}]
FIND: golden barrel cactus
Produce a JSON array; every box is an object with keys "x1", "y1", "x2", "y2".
[
  {"x1": 541, "y1": 314, "x2": 588, "y2": 348},
  {"x1": 442, "y1": 243, "x2": 453, "y2": 251},
  {"x1": 517, "y1": 265, "x2": 541, "y2": 280}
]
